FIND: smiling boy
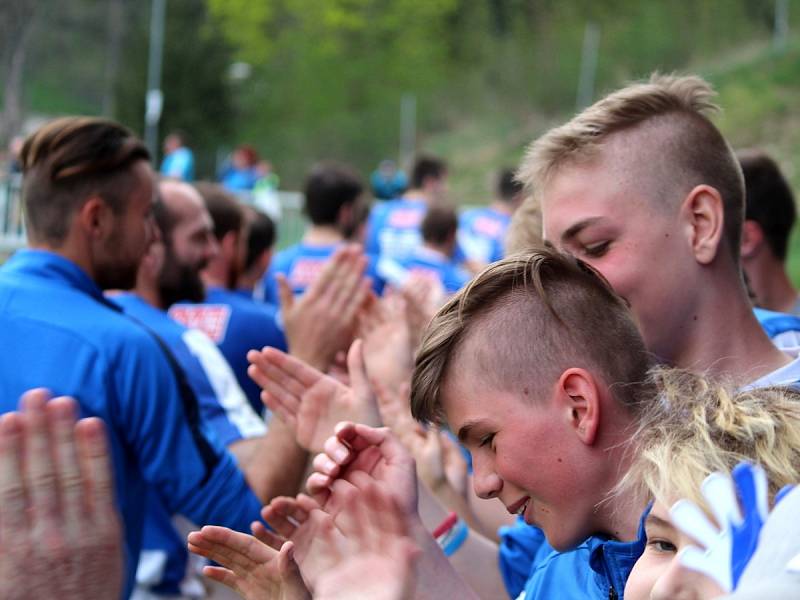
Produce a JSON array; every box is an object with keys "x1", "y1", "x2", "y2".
[{"x1": 410, "y1": 248, "x2": 654, "y2": 597}]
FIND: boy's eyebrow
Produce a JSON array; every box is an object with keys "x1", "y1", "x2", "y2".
[
  {"x1": 457, "y1": 419, "x2": 484, "y2": 443},
  {"x1": 561, "y1": 216, "x2": 604, "y2": 243}
]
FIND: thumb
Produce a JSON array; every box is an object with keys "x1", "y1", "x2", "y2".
[
  {"x1": 277, "y1": 274, "x2": 293, "y2": 312},
  {"x1": 347, "y1": 339, "x2": 369, "y2": 394}
]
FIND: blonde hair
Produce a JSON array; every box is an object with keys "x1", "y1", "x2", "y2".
[
  {"x1": 620, "y1": 368, "x2": 800, "y2": 511},
  {"x1": 505, "y1": 194, "x2": 543, "y2": 255},
  {"x1": 518, "y1": 73, "x2": 745, "y2": 261},
  {"x1": 410, "y1": 247, "x2": 652, "y2": 425}
]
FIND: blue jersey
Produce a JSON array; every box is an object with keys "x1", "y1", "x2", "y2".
[
  {"x1": 0, "y1": 250, "x2": 262, "y2": 599},
  {"x1": 364, "y1": 197, "x2": 427, "y2": 260},
  {"x1": 170, "y1": 286, "x2": 287, "y2": 415},
  {"x1": 160, "y1": 147, "x2": 195, "y2": 181},
  {"x1": 398, "y1": 247, "x2": 471, "y2": 294},
  {"x1": 113, "y1": 293, "x2": 266, "y2": 596},
  {"x1": 500, "y1": 511, "x2": 647, "y2": 600},
  {"x1": 260, "y1": 242, "x2": 386, "y2": 305},
  {"x1": 457, "y1": 206, "x2": 511, "y2": 264}
]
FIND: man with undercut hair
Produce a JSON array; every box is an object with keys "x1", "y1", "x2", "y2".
[{"x1": 0, "y1": 117, "x2": 262, "y2": 598}]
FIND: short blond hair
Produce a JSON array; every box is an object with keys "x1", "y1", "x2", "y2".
[
  {"x1": 620, "y1": 368, "x2": 800, "y2": 511},
  {"x1": 519, "y1": 73, "x2": 745, "y2": 261},
  {"x1": 505, "y1": 194, "x2": 543, "y2": 255},
  {"x1": 410, "y1": 248, "x2": 652, "y2": 426}
]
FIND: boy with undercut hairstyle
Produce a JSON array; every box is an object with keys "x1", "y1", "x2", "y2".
[
  {"x1": 409, "y1": 248, "x2": 653, "y2": 598},
  {"x1": 519, "y1": 73, "x2": 795, "y2": 383}
]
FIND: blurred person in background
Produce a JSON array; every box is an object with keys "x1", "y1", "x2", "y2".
[
  {"x1": 365, "y1": 154, "x2": 448, "y2": 261},
  {"x1": 370, "y1": 158, "x2": 408, "y2": 200},
  {"x1": 160, "y1": 131, "x2": 195, "y2": 182},
  {"x1": 170, "y1": 182, "x2": 286, "y2": 415},
  {"x1": 219, "y1": 144, "x2": 261, "y2": 193},
  {"x1": 738, "y1": 150, "x2": 800, "y2": 315},
  {"x1": 259, "y1": 161, "x2": 385, "y2": 304},
  {"x1": 397, "y1": 202, "x2": 470, "y2": 294},
  {"x1": 236, "y1": 206, "x2": 276, "y2": 298},
  {"x1": 457, "y1": 167, "x2": 524, "y2": 268}
]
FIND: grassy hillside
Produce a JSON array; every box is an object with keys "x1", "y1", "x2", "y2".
[{"x1": 424, "y1": 37, "x2": 800, "y2": 283}]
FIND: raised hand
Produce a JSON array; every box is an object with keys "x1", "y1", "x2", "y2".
[
  {"x1": 399, "y1": 272, "x2": 446, "y2": 348},
  {"x1": 187, "y1": 526, "x2": 310, "y2": 600},
  {"x1": 278, "y1": 244, "x2": 371, "y2": 371},
  {"x1": 358, "y1": 292, "x2": 414, "y2": 397},
  {"x1": 0, "y1": 389, "x2": 123, "y2": 600},
  {"x1": 314, "y1": 481, "x2": 420, "y2": 600},
  {"x1": 306, "y1": 422, "x2": 419, "y2": 518},
  {"x1": 248, "y1": 340, "x2": 381, "y2": 453}
]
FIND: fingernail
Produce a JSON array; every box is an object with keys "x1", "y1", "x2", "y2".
[{"x1": 332, "y1": 446, "x2": 349, "y2": 463}]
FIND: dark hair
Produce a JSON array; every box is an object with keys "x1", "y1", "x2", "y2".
[
  {"x1": 738, "y1": 150, "x2": 796, "y2": 261},
  {"x1": 421, "y1": 203, "x2": 458, "y2": 246},
  {"x1": 151, "y1": 196, "x2": 176, "y2": 241},
  {"x1": 193, "y1": 181, "x2": 243, "y2": 241},
  {"x1": 303, "y1": 161, "x2": 363, "y2": 226},
  {"x1": 497, "y1": 168, "x2": 523, "y2": 202},
  {"x1": 166, "y1": 130, "x2": 188, "y2": 146},
  {"x1": 244, "y1": 208, "x2": 275, "y2": 270},
  {"x1": 20, "y1": 116, "x2": 150, "y2": 244},
  {"x1": 411, "y1": 155, "x2": 447, "y2": 189}
]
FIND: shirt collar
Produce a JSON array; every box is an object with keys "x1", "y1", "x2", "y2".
[
  {"x1": 4, "y1": 249, "x2": 121, "y2": 312},
  {"x1": 588, "y1": 503, "x2": 651, "y2": 596}
]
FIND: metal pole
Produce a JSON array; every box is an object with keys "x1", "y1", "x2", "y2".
[
  {"x1": 399, "y1": 93, "x2": 417, "y2": 168},
  {"x1": 774, "y1": 0, "x2": 789, "y2": 53},
  {"x1": 576, "y1": 22, "x2": 600, "y2": 112},
  {"x1": 144, "y1": 0, "x2": 167, "y2": 161}
]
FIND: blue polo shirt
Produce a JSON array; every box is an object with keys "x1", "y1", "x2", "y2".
[
  {"x1": 0, "y1": 250, "x2": 262, "y2": 599},
  {"x1": 170, "y1": 286, "x2": 287, "y2": 415},
  {"x1": 457, "y1": 206, "x2": 511, "y2": 264},
  {"x1": 397, "y1": 246, "x2": 471, "y2": 294},
  {"x1": 500, "y1": 510, "x2": 647, "y2": 599},
  {"x1": 259, "y1": 242, "x2": 386, "y2": 305},
  {"x1": 365, "y1": 197, "x2": 428, "y2": 260}
]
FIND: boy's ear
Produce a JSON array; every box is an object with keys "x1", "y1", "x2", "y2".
[
  {"x1": 556, "y1": 368, "x2": 601, "y2": 446},
  {"x1": 740, "y1": 220, "x2": 765, "y2": 260},
  {"x1": 679, "y1": 184, "x2": 725, "y2": 265}
]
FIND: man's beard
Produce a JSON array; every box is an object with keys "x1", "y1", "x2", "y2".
[
  {"x1": 158, "y1": 248, "x2": 206, "y2": 308},
  {"x1": 95, "y1": 260, "x2": 139, "y2": 291}
]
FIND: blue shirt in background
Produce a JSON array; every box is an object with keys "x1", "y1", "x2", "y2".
[
  {"x1": 160, "y1": 147, "x2": 195, "y2": 181},
  {"x1": 457, "y1": 206, "x2": 511, "y2": 264},
  {"x1": 365, "y1": 197, "x2": 428, "y2": 260},
  {"x1": 397, "y1": 246, "x2": 471, "y2": 294},
  {"x1": 259, "y1": 242, "x2": 386, "y2": 305},
  {"x1": 170, "y1": 286, "x2": 287, "y2": 416}
]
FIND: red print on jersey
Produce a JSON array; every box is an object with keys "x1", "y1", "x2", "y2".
[
  {"x1": 289, "y1": 259, "x2": 326, "y2": 288},
  {"x1": 169, "y1": 305, "x2": 231, "y2": 343},
  {"x1": 388, "y1": 209, "x2": 423, "y2": 228}
]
